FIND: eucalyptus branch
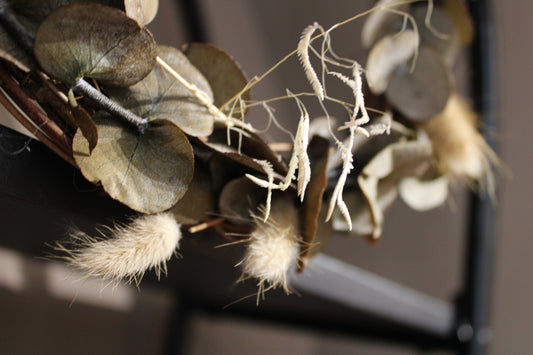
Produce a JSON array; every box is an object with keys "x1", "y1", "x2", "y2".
[
  {"x1": 73, "y1": 80, "x2": 149, "y2": 133},
  {"x1": 156, "y1": 56, "x2": 256, "y2": 133},
  {"x1": 0, "y1": 3, "x2": 149, "y2": 134}
]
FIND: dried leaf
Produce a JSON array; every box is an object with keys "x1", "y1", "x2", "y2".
[
  {"x1": 71, "y1": 104, "x2": 98, "y2": 154},
  {"x1": 361, "y1": 0, "x2": 409, "y2": 48},
  {"x1": 333, "y1": 180, "x2": 398, "y2": 237},
  {"x1": 183, "y1": 43, "x2": 251, "y2": 117},
  {"x1": 208, "y1": 128, "x2": 287, "y2": 175},
  {"x1": 124, "y1": 0, "x2": 159, "y2": 25},
  {"x1": 73, "y1": 116, "x2": 194, "y2": 213},
  {"x1": 34, "y1": 3, "x2": 157, "y2": 87},
  {"x1": 385, "y1": 47, "x2": 450, "y2": 121},
  {"x1": 355, "y1": 138, "x2": 433, "y2": 239},
  {"x1": 298, "y1": 136, "x2": 330, "y2": 272},
  {"x1": 170, "y1": 162, "x2": 215, "y2": 225},
  {"x1": 107, "y1": 45, "x2": 214, "y2": 137},
  {"x1": 398, "y1": 175, "x2": 448, "y2": 211},
  {"x1": 218, "y1": 177, "x2": 267, "y2": 226},
  {"x1": 307, "y1": 203, "x2": 333, "y2": 259},
  {"x1": 366, "y1": 30, "x2": 419, "y2": 95}
]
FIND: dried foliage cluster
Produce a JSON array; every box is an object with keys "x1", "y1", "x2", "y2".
[{"x1": 0, "y1": 0, "x2": 495, "y2": 296}]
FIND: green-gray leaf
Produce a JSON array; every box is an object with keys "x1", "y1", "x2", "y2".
[
  {"x1": 33, "y1": 3, "x2": 156, "y2": 87},
  {"x1": 124, "y1": 0, "x2": 158, "y2": 25},
  {"x1": 184, "y1": 43, "x2": 251, "y2": 117},
  {"x1": 73, "y1": 116, "x2": 194, "y2": 213},
  {"x1": 107, "y1": 45, "x2": 214, "y2": 137}
]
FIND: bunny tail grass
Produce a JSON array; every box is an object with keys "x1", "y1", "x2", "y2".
[
  {"x1": 422, "y1": 93, "x2": 498, "y2": 197},
  {"x1": 239, "y1": 199, "x2": 300, "y2": 296},
  {"x1": 55, "y1": 213, "x2": 182, "y2": 285}
]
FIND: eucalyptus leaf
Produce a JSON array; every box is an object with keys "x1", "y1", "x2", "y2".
[
  {"x1": 354, "y1": 138, "x2": 433, "y2": 239},
  {"x1": 333, "y1": 181, "x2": 398, "y2": 237},
  {"x1": 218, "y1": 177, "x2": 267, "y2": 226},
  {"x1": 34, "y1": 3, "x2": 157, "y2": 87},
  {"x1": 107, "y1": 45, "x2": 214, "y2": 137},
  {"x1": 385, "y1": 47, "x2": 450, "y2": 122},
  {"x1": 73, "y1": 115, "x2": 194, "y2": 213},
  {"x1": 366, "y1": 30, "x2": 419, "y2": 95},
  {"x1": 362, "y1": 138, "x2": 432, "y2": 179},
  {"x1": 70, "y1": 102, "x2": 98, "y2": 153},
  {"x1": 170, "y1": 162, "x2": 215, "y2": 225},
  {"x1": 299, "y1": 136, "x2": 330, "y2": 272},
  {"x1": 361, "y1": 0, "x2": 408, "y2": 48},
  {"x1": 208, "y1": 128, "x2": 287, "y2": 175},
  {"x1": 124, "y1": 0, "x2": 158, "y2": 25},
  {"x1": 398, "y1": 174, "x2": 448, "y2": 211},
  {"x1": 184, "y1": 43, "x2": 251, "y2": 117}
]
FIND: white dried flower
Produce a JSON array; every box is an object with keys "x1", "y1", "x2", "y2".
[
  {"x1": 238, "y1": 199, "x2": 300, "y2": 298},
  {"x1": 55, "y1": 212, "x2": 181, "y2": 285}
]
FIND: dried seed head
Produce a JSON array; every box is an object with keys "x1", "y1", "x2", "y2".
[
  {"x1": 55, "y1": 212, "x2": 181, "y2": 285},
  {"x1": 239, "y1": 198, "x2": 300, "y2": 296},
  {"x1": 422, "y1": 93, "x2": 497, "y2": 196}
]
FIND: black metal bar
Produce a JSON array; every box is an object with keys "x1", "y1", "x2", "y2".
[
  {"x1": 292, "y1": 254, "x2": 455, "y2": 338},
  {"x1": 458, "y1": 1, "x2": 499, "y2": 354}
]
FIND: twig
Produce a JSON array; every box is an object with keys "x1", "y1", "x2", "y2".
[
  {"x1": 73, "y1": 80, "x2": 149, "y2": 133},
  {"x1": 0, "y1": 64, "x2": 73, "y2": 156},
  {"x1": 0, "y1": 86, "x2": 76, "y2": 166},
  {"x1": 188, "y1": 217, "x2": 225, "y2": 234}
]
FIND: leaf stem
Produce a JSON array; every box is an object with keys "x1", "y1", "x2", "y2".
[
  {"x1": 156, "y1": 56, "x2": 255, "y2": 132},
  {"x1": 74, "y1": 79, "x2": 149, "y2": 133}
]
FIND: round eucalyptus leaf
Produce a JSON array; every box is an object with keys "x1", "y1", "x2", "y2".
[
  {"x1": 361, "y1": 0, "x2": 408, "y2": 48},
  {"x1": 366, "y1": 30, "x2": 419, "y2": 95},
  {"x1": 170, "y1": 162, "x2": 215, "y2": 225},
  {"x1": 34, "y1": 3, "x2": 157, "y2": 87},
  {"x1": 385, "y1": 47, "x2": 450, "y2": 122},
  {"x1": 218, "y1": 177, "x2": 267, "y2": 226},
  {"x1": 107, "y1": 45, "x2": 214, "y2": 137},
  {"x1": 124, "y1": 0, "x2": 158, "y2": 25},
  {"x1": 73, "y1": 116, "x2": 194, "y2": 213},
  {"x1": 398, "y1": 175, "x2": 448, "y2": 211},
  {"x1": 184, "y1": 43, "x2": 251, "y2": 117}
]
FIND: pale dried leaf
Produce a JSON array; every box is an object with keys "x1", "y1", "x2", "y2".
[{"x1": 398, "y1": 175, "x2": 448, "y2": 211}]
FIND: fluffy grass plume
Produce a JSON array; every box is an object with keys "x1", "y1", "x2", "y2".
[
  {"x1": 422, "y1": 93, "x2": 498, "y2": 196},
  {"x1": 239, "y1": 198, "x2": 300, "y2": 296},
  {"x1": 55, "y1": 213, "x2": 181, "y2": 285}
]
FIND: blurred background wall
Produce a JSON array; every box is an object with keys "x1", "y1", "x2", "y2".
[{"x1": 0, "y1": 1, "x2": 531, "y2": 354}]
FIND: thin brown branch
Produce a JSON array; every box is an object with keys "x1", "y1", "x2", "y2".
[
  {"x1": 0, "y1": 87, "x2": 76, "y2": 166},
  {"x1": 0, "y1": 63, "x2": 72, "y2": 155}
]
